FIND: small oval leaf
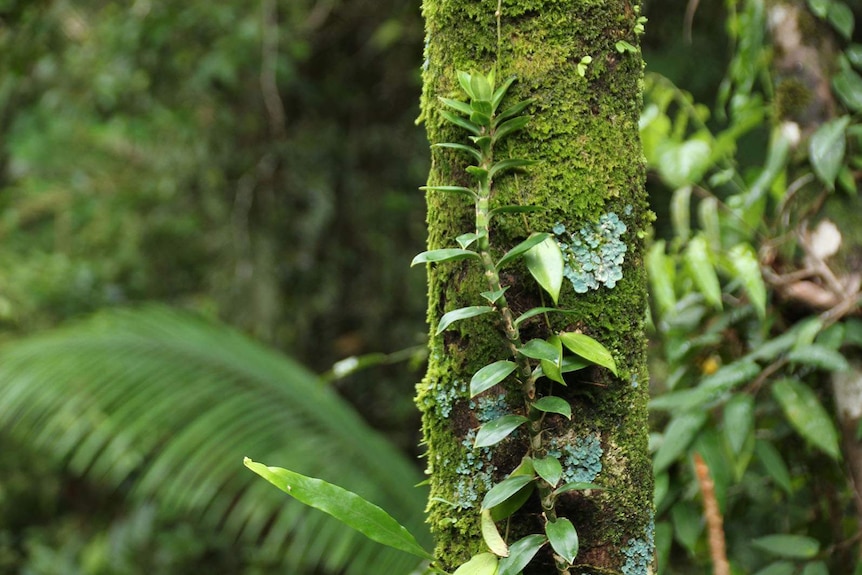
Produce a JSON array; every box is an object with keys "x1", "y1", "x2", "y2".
[
  {"x1": 436, "y1": 306, "x2": 495, "y2": 335},
  {"x1": 474, "y1": 415, "x2": 530, "y2": 448},
  {"x1": 471, "y1": 361, "x2": 518, "y2": 397},
  {"x1": 525, "y1": 236, "x2": 565, "y2": 304},
  {"x1": 534, "y1": 456, "x2": 563, "y2": 487},
  {"x1": 546, "y1": 517, "x2": 579, "y2": 564},
  {"x1": 558, "y1": 332, "x2": 617, "y2": 375},
  {"x1": 532, "y1": 396, "x2": 572, "y2": 419}
]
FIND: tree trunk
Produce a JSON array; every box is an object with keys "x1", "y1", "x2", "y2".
[{"x1": 416, "y1": 1, "x2": 654, "y2": 573}]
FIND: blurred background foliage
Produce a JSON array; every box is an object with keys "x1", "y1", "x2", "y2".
[{"x1": 2, "y1": 0, "x2": 862, "y2": 573}]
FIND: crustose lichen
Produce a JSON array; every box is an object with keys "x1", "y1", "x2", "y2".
[{"x1": 553, "y1": 212, "x2": 627, "y2": 293}]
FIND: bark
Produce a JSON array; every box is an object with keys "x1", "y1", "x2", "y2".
[{"x1": 416, "y1": 1, "x2": 654, "y2": 573}]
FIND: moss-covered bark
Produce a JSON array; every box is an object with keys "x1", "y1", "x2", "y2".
[{"x1": 415, "y1": 1, "x2": 654, "y2": 573}]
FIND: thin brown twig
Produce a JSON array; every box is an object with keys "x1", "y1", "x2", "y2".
[{"x1": 693, "y1": 452, "x2": 730, "y2": 575}]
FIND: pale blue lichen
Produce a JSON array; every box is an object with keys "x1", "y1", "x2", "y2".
[
  {"x1": 547, "y1": 434, "x2": 603, "y2": 484},
  {"x1": 432, "y1": 379, "x2": 468, "y2": 418},
  {"x1": 453, "y1": 429, "x2": 497, "y2": 508},
  {"x1": 553, "y1": 212, "x2": 627, "y2": 293},
  {"x1": 621, "y1": 519, "x2": 655, "y2": 575},
  {"x1": 469, "y1": 392, "x2": 509, "y2": 423}
]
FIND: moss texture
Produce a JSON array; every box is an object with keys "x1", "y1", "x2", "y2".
[{"x1": 416, "y1": 1, "x2": 654, "y2": 573}]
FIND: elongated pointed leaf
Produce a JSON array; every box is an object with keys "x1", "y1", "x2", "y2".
[
  {"x1": 481, "y1": 509, "x2": 509, "y2": 557},
  {"x1": 436, "y1": 306, "x2": 495, "y2": 334},
  {"x1": 525, "y1": 236, "x2": 564, "y2": 304},
  {"x1": 647, "y1": 240, "x2": 677, "y2": 316},
  {"x1": 482, "y1": 474, "x2": 535, "y2": 510},
  {"x1": 493, "y1": 115, "x2": 531, "y2": 143},
  {"x1": 546, "y1": 517, "x2": 579, "y2": 564},
  {"x1": 497, "y1": 534, "x2": 547, "y2": 575},
  {"x1": 495, "y1": 99, "x2": 533, "y2": 125},
  {"x1": 727, "y1": 243, "x2": 767, "y2": 318},
  {"x1": 671, "y1": 185, "x2": 692, "y2": 242},
  {"x1": 558, "y1": 332, "x2": 617, "y2": 375},
  {"x1": 440, "y1": 110, "x2": 481, "y2": 135},
  {"x1": 498, "y1": 233, "x2": 551, "y2": 268},
  {"x1": 685, "y1": 235, "x2": 722, "y2": 309},
  {"x1": 492, "y1": 76, "x2": 517, "y2": 112},
  {"x1": 488, "y1": 157, "x2": 537, "y2": 179},
  {"x1": 752, "y1": 535, "x2": 820, "y2": 559},
  {"x1": 475, "y1": 415, "x2": 530, "y2": 448},
  {"x1": 518, "y1": 338, "x2": 560, "y2": 362},
  {"x1": 786, "y1": 345, "x2": 851, "y2": 372},
  {"x1": 534, "y1": 456, "x2": 563, "y2": 487},
  {"x1": 457, "y1": 70, "x2": 474, "y2": 98},
  {"x1": 480, "y1": 286, "x2": 509, "y2": 304},
  {"x1": 457, "y1": 232, "x2": 480, "y2": 249},
  {"x1": 439, "y1": 97, "x2": 473, "y2": 116},
  {"x1": 723, "y1": 394, "x2": 754, "y2": 455},
  {"x1": 470, "y1": 72, "x2": 493, "y2": 102},
  {"x1": 453, "y1": 552, "x2": 499, "y2": 575},
  {"x1": 772, "y1": 378, "x2": 841, "y2": 460},
  {"x1": 411, "y1": 249, "x2": 479, "y2": 267},
  {"x1": 809, "y1": 116, "x2": 850, "y2": 190},
  {"x1": 420, "y1": 185, "x2": 477, "y2": 198},
  {"x1": 754, "y1": 439, "x2": 793, "y2": 494},
  {"x1": 533, "y1": 396, "x2": 572, "y2": 419},
  {"x1": 433, "y1": 142, "x2": 482, "y2": 162},
  {"x1": 471, "y1": 361, "x2": 518, "y2": 397},
  {"x1": 653, "y1": 410, "x2": 708, "y2": 473},
  {"x1": 244, "y1": 459, "x2": 433, "y2": 560},
  {"x1": 554, "y1": 482, "x2": 605, "y2": 495}
]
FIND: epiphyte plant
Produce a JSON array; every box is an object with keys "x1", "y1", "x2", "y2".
[
  {"x1": 412, "y1": 70, "x2": 619, "y2": 575},
  {"x1": 243, "y1": 70, "x2": 620, "y2": 575}
]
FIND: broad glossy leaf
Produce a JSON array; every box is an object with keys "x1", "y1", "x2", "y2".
[
  {"x1": 436, "y1": 306, "x2": 495, "y2": 335},
  {"x1": 440, "y1": 110, "x2": 481, "y2": 135},
  {"x1": 540, "y1": 358, "x2": 565, "y2": 385},
  {"x1": 497, "y1": 534, "x2": 546, "y2": 575},
  {"x1": 727, "y1": 243, "x2": 766, "y2": 318},
  {"x1": 752, "y1": 534, "x2": 820, "y2": 559},
  {"x1": 518, "y1": 338, "x2": 560, "y2": 362},
  {"x1": 787, "y1": 345, "x2": 851, "y2": 372},
  {"x1": 470, "y1": 72, "x2": 493, "y2": 102},
  {"x1": 723, "y1": 394, "x2": 754, "y2": 455},
  {"x1": 481, "y1": 508, "x2": 509, "y2": 557},
  {"x1": 488, "y1": 157, "x2": 537, "y2": 179},
  {"x1": 534, "y1": 456, "x2": 563, "y2": 487},
  {"x1": 533, "y1": 396, "x2": 572, "y2": 420},
  {"x1": 802, "y1": 561, "x2": 829, "y2": 575},
  {"x1": 545, "y1": 517, "x2": 579, "y2": 564},
  {"x1": 411, "y1": 249, "x2": 479, "y2": 267},
  {"x1": 828, "y1": 2, "x2": 854, "y2": 39},
  {"x1": 685, "y1": 235, "x2": 722, "y2": 309},
  {"x1": 755, "y1": 439, "x2": 792, "y2": 494},
  {"x1": 498, "y1": 233, "x2": 551, "y2": 268},
  {"x1": 772, "y1": 378, "x2": 841, "y2": 460},
  {"x1": 653, "y1": 410, "x2": 708, "y2": 473},
  {"x1": 493, "y1": 116, "x2": 531, "y2": 144},
  {"x1": 433, "y1": 142, "x2": 482, "y2": 162},
  {"x1": 243, "y1": 459, "x2": 433, "y2": 560},
  {"x1": 833, "y1": 68, "x2": 862, "y2": 112},
  {"x1": 489, "y1": 479, "x2": 534, "y2": 521},
  {"x1": 525, "y1": 236, "x2": 564, "y2": 304},
  {"x1": 558, "y1": 332, "x2": 618, "y2": 375},
  {"x1": 809, "y1": 116, "x2": 850, "y2": 190},
  {"x1": 471, "y1": 361, "x2": 518, "y2": 397},
  {"x1": 452, "y1": 552, "x2": 499, "y2": 575},
  {"x1": 482, "y1": 474, "x2": 535, "y2": 509},
  {"x1": 475, "y1": 414, "x2": 529, "y2": 448}
]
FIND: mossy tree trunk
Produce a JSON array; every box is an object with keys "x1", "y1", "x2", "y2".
[{"x1": 415, "y1": 1, "x2": 654, "y2": 573}]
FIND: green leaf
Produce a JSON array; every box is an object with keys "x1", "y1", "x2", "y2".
[
  {"x1": 647, "y1": 240, "x2": 677, "y2": 316},
  {"x1": 514, "y1": 307, "x2": 575, "y2": 327},
  {"x1": 545, "y1": 517, "x2": 579, "y2": 564},
  {"x1": 615, "y1": 40, "x2": 637, "y2": 53},
  {"x1": 723, "y1": 394, "x2": 754, "y2": 455},
  {"x1": 755, "y1": 439, "x2": 793, "y2": 494},
  {"x1": 670, "y1": 185, "x2": 692, "y2": 242},
  {"x1": 558, "y1": 332, "x2": 618, "y2": 375},
  {"x1": 439, "y1": 97, "x2": 472, "y2": 116},
  {"x1": 433, "y1": 142, "x2": 482, "y2": 162},
  {"x1": 518, "y1": 338, "x2": 561, "y2": 362},
  {"x1": 480, "y1": 287, "x2": 509, "y2": 304},
  {"x1": 471, "y1": 361, "x2": 518, "y2": 397},
  {"x1": 495, "y1": 99, "x2": 533, "y2": 124},
  {"x1": 452, "y1": 552, "x2": 499, "y2": 575},
  {"x1": 411, "y1": 249, "x2": 479, "y2": 267},
  {"x1": 772, "y1": 378, "x2": 842, "y2": 460},
  {"x1": 420, "y1": 185, "x2": 477, "y2": 198},
  {"x1": 436, "y1": 306, "x2": 495, "y2": 334},
  {"x1": 833, "y1": 68, "x2": 862, "y2": 112},
  {"x1": 475, "y1": 415, "x2": 530, "y2": 448},
  {"x1": 482, "y1": 474, "x2": 535, "y2": 509},
  {"x1": 685, "y1": 235, "x2": 722, "y2": 309},
  {"x1": 786, "y1": 345, "x2": 851, "y2": 372},
  {"x1": 802, "y1": 561, "x2": 830, "y2": 575},
  {"x1": 493, "y1": 115, "x2": 531, "y2": 143},
  {"x1": 534, "y1": 456, "x2": 563, "y2": 487},
  {"x1": 525, "y1": 235, "x2": 565, "y2": 304},
  {"x1": 540, "y1": 358, "x2": 565, "y2": 385},
  {"x1": 243, "y1": 458, "x2": 434, "y2": 560},
  {"x1": 497, "y1": 534, "x2": 547, "y2": 575},
  {"x1": 809, "y1": 116, "x2": 850, "y2": 190},
  {"x1": 698, "y1": 196, "x2": 721, "y2": 251},
  {"x1": 470, "y1": 72, "x2": 493, "y2": 102},
  {"x1": 846, "y1": 44, "x2": 862, "y2": 69},
  {"x1": 457, "y1": 70, "x2": 475, "y2": 98},
  {"x1": 807, "y1": 0, "x2": 830, "y2": 18},
  {"x1": 440, "y1": 110, "x2": 481, "y2": 135},
  {"x1": 753, "y1": 561, "x2": 796, "y2": 575},
  {"x1": 553, "y1": 482, "x2": 605, "y2": 495},
  {"x1": 653, "y1": 410, "x2": 708, "y2": 473},
  {"x1": 491, "y1": 76, "x2": 517, "y2": 112},
  {"x1": 671, "y1": 500, "x2": 703, "y2": 554},
  {"x1": 488, "y1": 157, "x2": 537, "y2": 180},
  {"x1": 498, "y1": 233, "x2": 551, "y2": 268},
  {"x1": 727, "y1": 243, "x2": 767, "y2": 318},
  {"x1": 490, "y1": 460, "x2": 536, "y2": 520},
  {"x1": 481, "y1": 508, "x2": 509, "y2": 557},
  {"x1": 472, "y1": 99, "x2": 493, "y2": 116},
  {"x1": 457, "y1": 232, "x2": 480, "y2": 249},
  {"x1": 470, "y1": 110, "x2": 492, "y2": 127},
  {"x1": 533, "y1": 396, "x2": 572, "y2": 420},
  {"x1": 828, "y1": 2, "x2": 854, "y2": 39},
  {"x1": 752, "y1": 534, "x2": 821, "y2": 559},
  {"x1": 650, "y1": 361, "x2": 761, "y2": 412}
]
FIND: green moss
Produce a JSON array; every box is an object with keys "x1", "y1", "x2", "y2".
[{"x1": 775, "y1": 78, "x2": 813, "y2": 121}]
